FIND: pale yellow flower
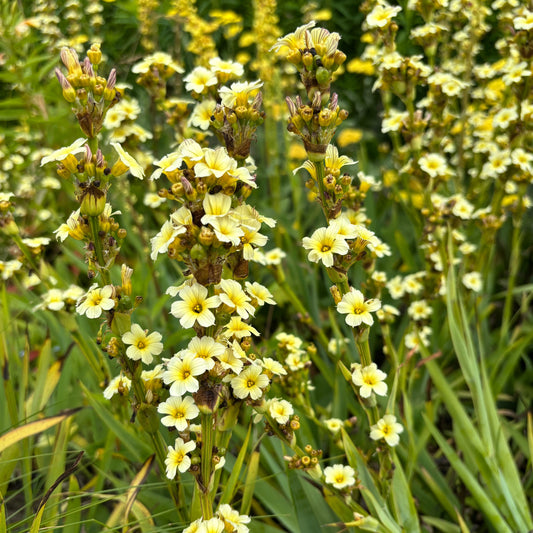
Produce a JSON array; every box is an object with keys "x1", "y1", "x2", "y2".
[
  {"x1": 201, "y1": 193, "x2": 232, "y2": 226},
  {"x1": 324, "y1": 464, "x2": 356, "y2": 489},
  {"x1": 218, "y1": 279, "x2": 255, "y2": 319},
  {"x1": 183, "y1": 336, "x2": 225, "y2": 371},
  {"x1": 302, "y1": 225, "x2": 349, "y2": 268},
  {"x1": 40, "y1": 137, "x2": 87, "y2": 166},
  {"x1": 337, "y1": 289, "x2": 381, "y2": 327},
  {"x1": 121, "y1": 324, "x2": 163, "y2": 365},
  {"x1": 158, "y1": 396, "x2": 199, "y2": 431},
  {"x1": 223, "y1": 316, "x2": 260, "y2": 339},
  {"x1": 407, "y1": 300, "x2": 432, "y2": 321},
  {"x1": 150, "y1": 220, "x2": 186, "y2": 261},
  {"x1": 231, "y1": 365, "x2": 269, "y2": 400},
  {"x1": 184, "y1": 66, "x2": 218, "y2": 94},
  {"x1": 370, "y1": 414, "x2": 403, "y2": 446},
  {"x1": 194, "y1": 148, "x2": 235, "y2": 179},
  {"x1": 366, "y1": 3, "x2": 402, "y2": 28},
  {"x1": 163, "y1": 352, "x2": 208, "y2": 396},
  {"x1": 218, "y1": 80, "x2": 263, "y2": 108},
  {"x1": 268, "y1": 398, "x2": 293, "y2": 424},
  {"x1": 76, "y1": 284, "x2": 115, "y2": 319},
  {"x1": 352, "y1": 363, "x2": 388, "y2": 398},
  {"x1": 165, "y1": 437, "x2": 195, "y2": 478},
  {"x1": 111, "y1": 142, "x2": 145, "y2": 179},
  {"x1": 462, "y1": 272, "x2": 482, "y2": 292},
  {"x1": 103, "y1": 374, "x2": 131, "y2": 399},
  {"x1": 190, "y1": 99, "x2": 217, "y2": 130},
  {"x1": 210, "y1": 215, "x2": 244, "y2": 246},
  {"x1": 245, "y1": 281, "x2": 275, "y2": 306},
  {"x1": 132, "y1": 51, "x2": 184, "y2": 75},
  {"x1": 170, "y1": 283, "x2": 221, "y2": 329}
]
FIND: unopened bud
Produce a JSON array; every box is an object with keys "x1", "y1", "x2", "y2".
[
  {"x1": 285, "y1": 96, "x2": 298, "y2": 117},
  {"x1": 60, "y1": 47, "x2": 81, "y2": 76},
  {"x1": 235, "y1": 105, "x2": 248, "y2": 119},
  {"x1": 330, "y1": 285, "x2": 342, "y2": 304},
  {"x1": 198, "y1": 227, "x2": 215, "y2": 246},
  {"x1": 181, "y1": 176, "x2": 196, "y2": 200},
  {"x1": 56, "y1": 68, "x2": 77, "y2": 102},
  {"x1": 334, "y1": 50, "x2": 346, "y2": 66},
  {"x1": 316, "y1": 66, "x2": 330, "y2": 87},
  {"x1": 87, "y1": 43, "x2": 102, "y2": 66},
  {"x1": 80, "y1": 185, "x2": 106, "y2": 216},
  {"x1": 299, "y1": 105, "x2": 314, "y2": 122},
  {"x1": 103, "y1": 68, "x2": 117, "y2": 101},
  {"x1": 319, "y1": 108, "x2": 333, "y2": 127},
  {"x1": 302, "y1": 52, "x2": 314, "y2": 69},
  {"x1": 286, "y1": 49, "x2": 301, "y2": 65}
]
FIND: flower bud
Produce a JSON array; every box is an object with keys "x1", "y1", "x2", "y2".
[
  {"x1": 80, "y1": 184, "x2": 106, "y2": 216},
  {"x1": 302, "y1": 52, "x2": 314, "y2": 69},
  {"x1": 190, "y1": 243, "x2": 207, "y2": 260},
  {"x1": 316, "y1": 66, "x2": 331, "y2": 87},
  {"x1": 87, "y1": 43, "x2": 102, "y2": 66}
]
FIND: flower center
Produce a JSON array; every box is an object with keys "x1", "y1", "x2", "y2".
[
  {"x1": 137, "y1": 340, "x2": 146, "y2": 350},
  {"x1": 321, "y1": 244, "x2": 331, "y2": 252},
  {"x1": 193, "y1": 303, "x2": 203, "y2": 314},
  {"x1": 246, "y1": 379, "x2": 256, "y2": 388},
  {"x1": 183, "y1": 370, "x2": 191, "y2": 379}
]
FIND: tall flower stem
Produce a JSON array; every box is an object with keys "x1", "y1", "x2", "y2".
[
  {"x1": 88, "y1": 215, "x2": 111, "y2": 285},
  {"x1": 314, "y1": 161, "x2": 329, "y2": 221},
  {"x1": 200, "y1": 412, "x2": 214, "y2": 519},
  {"x1": 499, "y1": 219, "x2": 522, "y2": 350}
]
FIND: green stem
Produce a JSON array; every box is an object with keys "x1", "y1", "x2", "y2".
[
  {"x1": 498, "y1": 220, "x2": 521, "y2": 349},
  {"x1": 200, "y1": 412, "x2": 214, "y2": 518},
  {"x1": 88, "y1": 215, "x2": 111, "y2": 285},
  {"x1": 354, "y1": 328, "x2": 372, "y2": 367},
  {"x1": 314, "y1": 161, "x2": 329, "y2": 220}
]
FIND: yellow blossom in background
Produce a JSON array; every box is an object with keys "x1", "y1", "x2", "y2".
[
  {"x1": 346, "y1": 58, "x2": 375, "y2": 75},
  {"x1": 337, "y1": 128, "x2": 363, "y2": 147},
  {"x1": 462, "y1": 271, "x2": 482, "y2": 292},
  {"x1": 324, "y1": 418, "x2": 344, "y2": 433}
]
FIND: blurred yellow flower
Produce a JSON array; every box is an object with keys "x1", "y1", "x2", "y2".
[
  {"x1": 337, "y1": 128, "x2": 363, "y2": 147},
  {"x1": 346, "y1": 58, "x2": 375, "y2": 75}
]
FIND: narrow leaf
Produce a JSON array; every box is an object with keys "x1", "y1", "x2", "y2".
[
  {"x1": 219, "y1": 423, "x2": 252, "y2": 505},
  {"x1": 0, "y1": 408, "x2": 81, "y2": 454}
]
